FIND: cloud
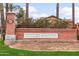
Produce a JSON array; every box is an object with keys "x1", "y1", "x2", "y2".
[
  {"x1": 60, "y1": 7, "x2": 72, "y2": 16},
  {"x1": 53, "y1": 6, "x2": 79, "y2": 23},
  {"x1": 23, "y1": 6, "x2": 49, "y2": 19},
  {"x1": 60, "y1": 7, "x2": 79, "y2": 16},
  {"x1": 23, "y1": 6, "x2": 38, "y2": 13},
  {"x1": 29, "y1": 6, "x2": 38, "y2": 12},
  {"x1": 22, "y1": 5, "x2": 79, "y2": 23},
  {"x1": 39, "y1": 13, "x2": 49, "y2": 17},
  {"x1": 29, "y1": 13, "x2": 49, "y2": 19}
]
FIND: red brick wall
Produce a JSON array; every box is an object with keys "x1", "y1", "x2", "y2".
[
  {"x1": 16, "y1": 28, "x2": 77, "y2": 42},
  {"x1": 6, "y1": 12, "x2": 16, "y2": 35}
]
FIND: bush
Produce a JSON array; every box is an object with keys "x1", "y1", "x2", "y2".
[
  {"x1": 16, "y1": 17, "x2": 69, "y2": 28},
  {"x1": 53, "y1": 20, "x2": 69, "y2": 28}
]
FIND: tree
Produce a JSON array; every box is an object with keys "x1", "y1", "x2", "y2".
[
  {"x1": 56, "y1": 3, "x2": 59, "y2": 19},
  {"x1": 17, "y1": 18, "x2": 34, "y2": 28},
  {"x1": 16, "y1": 8, "x2": 24, "y2": 25},
  {"x1": 72, "y1": 3, "x2": 75, "y2": 28},
  {"x1": 9, "y1": 3, "x2": 21, "y2": 12},
  {"x1": 17, "y1": 8, "x2": 24, "y2": 18},
  {"x1": 26, "y1": 3, "x2": 29, "y2": 19},
  {"x1": 16, "y1": 7, "x2": 33, "y2": 28},
  {"x1": 34, "y1": 18, "x2": 52, "y2": 28},
  {"x1": 34, "y1": 18, "x2": 69, "y2": 28},
  {"x1": 0, "y1": 3, "x2": 5, "y2": 40},
  {"x1": 9, "y1": 3, "x2": 13, "y2": 12},
  {"x1": 16, "y1": 16, "x2": 69, "y2": 28},
  {"x1": 53, "y1": 19, "x2": 69, "y2": 28},
  {"x1": 6, "y1": 3, "x2": 9, "y2": 12}
]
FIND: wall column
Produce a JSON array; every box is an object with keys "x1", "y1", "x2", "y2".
[{"x1": 5, "y1": 12, "x2": 16, "y2": 45}]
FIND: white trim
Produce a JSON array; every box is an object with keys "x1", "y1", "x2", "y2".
[{"x1": 24, "y1": 33, "x2": 58, "y2": 38}]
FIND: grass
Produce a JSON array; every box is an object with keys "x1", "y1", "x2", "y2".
[{"x1": 0, "y1": 40, "x2": 79, "y2": 56}]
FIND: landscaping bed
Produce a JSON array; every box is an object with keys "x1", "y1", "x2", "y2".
[{"x1": 0, "y1": 40, "x2": 79, "y2": 56}]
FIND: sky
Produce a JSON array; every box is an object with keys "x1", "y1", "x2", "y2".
[{"x1": 13, "y1": 3, "x2": 79, "y2": 23}]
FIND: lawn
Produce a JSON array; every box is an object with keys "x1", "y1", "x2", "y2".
[{"x1": 0, "y1": 40, "x2": 79, "y2": 56}]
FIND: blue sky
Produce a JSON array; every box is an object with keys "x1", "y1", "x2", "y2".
[{"x1": 14, "y1": 3, "x2": 79, "y2": 23}]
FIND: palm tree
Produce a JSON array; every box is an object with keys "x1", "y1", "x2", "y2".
[
  {"x1": 72, "y1": 3, "x2": 75, "y2": 28},
  {"x1": 26, "y1": 3, "x2": 29, "y2": 19},
  {"x1": 5, "y1": 3, "x2": 9, "y2": 25},
  {"x1": 0, "y1": 3, "x2": 4, "y2": 40},
  {"x1": 9, "y1": 3, "x2": 13, "y2": 12},
  {"x1": 6, "y1": 3, "x2": 9, "y2": 12},
  {"x1": 56, "y1": 3, "x2": 59, "y2": 19}
]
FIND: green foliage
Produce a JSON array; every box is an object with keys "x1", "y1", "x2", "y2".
[
  {"x1": 5, "y1": 3, "x2": 9, "y2": 12},
  {"x1": 16, "y1": 8, "x2": 24, "y2": 18},
  {"x1": 22, "y1": 18, "x2": 34, "y2": 28},
  {"x1": 10, "y1": 4, "x2": 21, "y2": 12},
  {"x1": 34, "y1": 18, "x2": 52, "y2": 28},
  {"x1": 17, "y1": 18, "x2": 34, "y2": 28},
  {"x1": 16, "y1": 17, "x2": 69, "y2": 28},
  {"x1": 16, "y1": 8, "x2": 25, "y2": 27},
  {"x1": 53, "y1": 19, "x2": 69, "y2": 28},
  {"x1": 0, "y1": 39, "x2": 4, "y2": 46},
  {"x1": 10, "y1": 3, "x2": 13, "y2": 11}
]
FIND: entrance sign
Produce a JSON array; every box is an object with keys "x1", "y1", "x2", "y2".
[{"x1": 24, "y1": 33, "x2": 58, "y2": 38}]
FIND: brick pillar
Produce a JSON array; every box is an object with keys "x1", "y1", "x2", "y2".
[{"x1": 5, "y1": 12, "x2": 16, "y2": 45}]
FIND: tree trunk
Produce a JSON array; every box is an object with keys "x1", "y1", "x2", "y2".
[
  {"x1": 56, "y1": 3, "x2": 59, "y2": 19},
  {"x1": 10, "y1": 3, "x2": 13, "y2": 12},
  {"x1": 0, "y1": 3, "x2": 4, "y2": 40},
  {"x1": 26, "y1": 3, "x2": 29, "y2": 19},
  {"x1": 6, "y1": 3, "x2": 9, "y2": 12},
  {"x1": 72, "y1": 3, "x2": 75, "y2": 28}
]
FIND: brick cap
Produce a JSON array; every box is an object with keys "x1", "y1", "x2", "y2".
[{"x1": 6, "y1": 11, "x2": 16, "y2": 15}]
